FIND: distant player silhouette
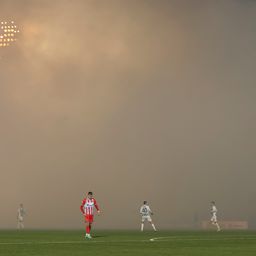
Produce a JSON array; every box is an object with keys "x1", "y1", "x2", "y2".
[
  {"x1": 211, "y1": 201, "x2": 221, "y2": 232},
  {"x1": 17, "y1": 203, "x2": 26, "y2": 229},
  {"x1": 140, "y1": 201, "x2": 157, "y2": 231}
]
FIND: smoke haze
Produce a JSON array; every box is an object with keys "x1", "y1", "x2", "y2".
[{"x1": 0, "y1": 0, "x2": 255, "y2": 229}]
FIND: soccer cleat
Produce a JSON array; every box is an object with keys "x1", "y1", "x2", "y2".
[{"x1": 85, "y1": 233, "x2": 92, "y2": 239}]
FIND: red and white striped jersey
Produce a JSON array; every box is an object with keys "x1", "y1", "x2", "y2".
[{"x1": 80, "y1": 197, "x2": 99, "y2": 215}]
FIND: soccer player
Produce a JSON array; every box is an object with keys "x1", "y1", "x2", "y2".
[
  {"x1": 17, "y1": 203, "x2": 26, "y2": 229},
  {"x1": 80, "y1": 192, "x2": 100, "y2": 239},
  {"x1": 140, "y1": 201, "x2": 157, "y2": 231},
  {"x1": 211, "y1": 201, "x2": 221, "y2": 232}
]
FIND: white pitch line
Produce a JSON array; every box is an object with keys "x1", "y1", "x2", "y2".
[
  {"x1": 0, "y1": 239, "x2": 150, "y2": 245},
  {"x1": 149, "y1": 236, "x2": 256, "y2": 242},
  {"x1": 0, "y1": 241, "x2": 83, "y2": 245}
]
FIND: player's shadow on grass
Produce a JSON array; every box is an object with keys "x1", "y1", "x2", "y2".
[{"x1": 93, "y1": 235, "x2": 106, "y2": 238}]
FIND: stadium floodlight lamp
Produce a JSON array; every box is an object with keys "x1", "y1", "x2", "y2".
[{"x1": 0, "y1": 20, "x2": 20, "y2": 47}]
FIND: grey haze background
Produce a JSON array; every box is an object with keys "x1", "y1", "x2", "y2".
[{"x1": 0, "y1": 0, "x2": 255, "y2": 229}]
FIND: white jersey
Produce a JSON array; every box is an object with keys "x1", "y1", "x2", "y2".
[
  {"x1": 17, "y1": 207, "x2": 26, "y2": 220},
  {"x1": 140, "y1": 205, "x2": 152, "y2": 217},
  {"x1": 211, "y1": 205, "x2": 218, "y2": 222},
  {"x1": 211, "y1": 205, "x2": 217, "y2": 214}
]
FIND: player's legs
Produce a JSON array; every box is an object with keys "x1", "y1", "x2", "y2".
[
  {"x1": 84, "y1": 215, "x2": 94, "y2": 238},
  {"x1": 17, "y1": 221, "x2": 20, "y2": 229},
  {"x1": 85, "y1": 223, "x2": 92, "y2": 238},
  {"x1": 147, "y1": 216, "x2": 157, "y2": 231},
  {"x1": 212, "y1": 221, "x2": 221, "y2": 231},
  {"x1": 149, "y1": 221, "x2": 157, "y2": 231},
  {"x1": 141, "y1": 216, "x2": 156, "y2": 231},
  {"x1": 17, "y1": 218, "x2": 24, "y2": 229},
  {"x1": 211, "y1": 214, "x2": 220, "y2": 231},
  {"x1": 141, "y1": 216, "x2": 146, "y2": 231},
  {"x1": 216, "y1": 222, "x2": 221, "y2": 231},
  {"x1": 141, "y1": 221, "x2": 145, "y2": 231}
]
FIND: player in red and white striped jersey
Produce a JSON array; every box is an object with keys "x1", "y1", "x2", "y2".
[{"x1": 80, "y1": 192, "x2": 100, "y2": 239}]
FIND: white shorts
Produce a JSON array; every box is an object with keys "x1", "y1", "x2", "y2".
[
  {"x1": 211, "y1": 213, "x2": 217, "y2": 223},
  {"x1": 142, "y1": 215, "x2": 152, "y2": 222},
  {"x1": 18, "y1": 216, "x2": 24, "y2": 221}
]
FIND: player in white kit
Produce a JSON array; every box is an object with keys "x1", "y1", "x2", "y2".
[
  {"x1": 140, "y1": 201, "x2": 157, "y2": 231},
  {"x1": 17, "y1": 203, "x2": 26, "y2": 229},
  {"x1": 211, "y1": 201, "x2": 221, "y2": 231}
]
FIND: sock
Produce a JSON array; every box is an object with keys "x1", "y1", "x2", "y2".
[
  {"x1": 216, "y1": 223, "x2": 221, "y2": 231},
  {"x1": 152, "y1": 223, "x2": 156, "y2": 231},
  {"x1": 86, "y1": 225, "x2": 90, "y2": 234},
  {"x1": 141, "y1": 223, "x2": 144, "y2": 231}
]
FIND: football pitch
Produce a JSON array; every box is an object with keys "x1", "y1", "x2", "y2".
[{"x1": 1, "y1": 230, "x2": 256, "y2": 256}]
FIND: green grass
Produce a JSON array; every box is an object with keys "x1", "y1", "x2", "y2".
[{"x1": 1, "y1": 229, "x2": 256, "y2": 256}]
